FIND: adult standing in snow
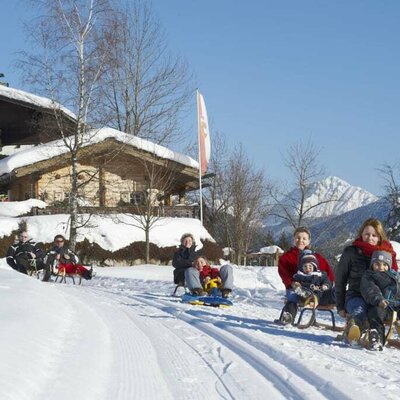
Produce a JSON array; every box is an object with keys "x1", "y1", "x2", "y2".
[
  {"x1": 6, "y1": 231, "x2": 45, "y2": 275},
  {"x1": 277, "y1": 227, "x2": 335, "y2": 324},
  {"x1": 44, "y1": 235, "x2": 93, "y2": 280},
  {"x1": 335, "y1": 218, "x2": 397, "y2": 342}
]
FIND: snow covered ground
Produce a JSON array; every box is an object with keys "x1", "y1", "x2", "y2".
[{"x1": 1, "y1": 262, "x2": 400, "y2": 400}]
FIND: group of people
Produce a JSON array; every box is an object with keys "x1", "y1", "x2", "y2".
[
  {"x1": 172, "y1": 233, "x2": 234, "y2": 298},
  {"x1": 6, "y1": 232, "x2": 93, "y2": 281},
  {"x1": 277, "y1": 218, "x2": 400, "y2": 351}
]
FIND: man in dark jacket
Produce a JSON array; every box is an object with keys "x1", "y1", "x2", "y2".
[
  {"x1": 44, "y1": 234, "x2": 93, "y2": 280},
  {"x1": 172, "y1": 233, "x2": 201, "y2": 289},
  {"x1": 360, "y1": 250, "x2": 400, "y2": 350},
  {"x1": 6, "y1": 231, "x2": 45, "y2": 275}
]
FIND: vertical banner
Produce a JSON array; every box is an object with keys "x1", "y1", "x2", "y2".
[{"x1": 197, "y1": 91, "x2": 211, "y2": 175}]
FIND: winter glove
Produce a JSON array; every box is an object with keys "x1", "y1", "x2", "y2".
[{"x1": 6, "y1": 257, "x2": 17, "y2": 270}]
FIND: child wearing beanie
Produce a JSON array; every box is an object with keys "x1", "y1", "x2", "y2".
[{"x1": 360, "y1": 250, "x2": 400, "y2": 350}]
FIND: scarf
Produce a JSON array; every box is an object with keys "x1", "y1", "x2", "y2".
[{"x1": 352, "y1": 238, "x2": 398, "y2": 270}]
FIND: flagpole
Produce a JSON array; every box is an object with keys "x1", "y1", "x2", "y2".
[{"x1": 197, "y1": 89, "x2": 204, "y2": 225}]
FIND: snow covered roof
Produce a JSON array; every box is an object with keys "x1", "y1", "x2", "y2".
[
  {"x1": 259, "y1": 245, "x2": 284, "y2": 254},
  {"x1": 0, "y1": 85, "x2": 76, "y2": 119},
  {"x1": 0, "y1": 127, "x2": 199, "y2": 177}
]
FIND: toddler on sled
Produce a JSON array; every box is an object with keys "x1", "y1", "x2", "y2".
[
  {"x1": 360, "y1": 250, "x2": 400, "y2": 350},
  {"x1": 280, "y1": 251, "x2": 335, "y2": 325},
  {"x1": 277, "y1": 227, "x2": 335, "y2": 326}
]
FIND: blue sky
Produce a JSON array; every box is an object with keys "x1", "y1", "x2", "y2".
[{"x1": 1, "y1": 0, "x2": 400, "y2": 195}]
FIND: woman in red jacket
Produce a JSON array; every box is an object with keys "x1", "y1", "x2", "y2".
[{"x1": 278, "y1": 227, "x2": 335, "y2": 324}]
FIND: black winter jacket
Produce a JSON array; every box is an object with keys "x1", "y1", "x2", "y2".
[
  {"x1": 360, "y1": 269, "x2": 400, "y2": 307},
  {"x1": 44, "y1": 245, "x2": 79, "y2": 267},
  {"x1": 6, "y1": 240, "x2": 44, "y2": 268},
  {"x1": 335, "y1": 245, "x2": 371, "y2": 312},
  {"x1": 292, "y1": 271, "x2": 331, "y2": 291},
  {"x1": 172, "y1": 245, "x2": 199, "y2": 271}
]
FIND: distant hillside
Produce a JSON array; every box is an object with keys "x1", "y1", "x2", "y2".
[
  {"x1": 309, "y1": 198, "x2": 389, "y2": 246},
  {"x1": 266, "y1": 176, "x2": 384, "y2": 244}
]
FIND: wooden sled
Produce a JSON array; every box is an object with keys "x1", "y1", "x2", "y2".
[
  {"x1": 278, "y1": 295, "x2": 345, "y2": 332},
  {"x1": 336, "y1": 310, "x2": 400, "y2": 349},
  {"x1": 384, "y1": 310, "x2": 400, "y2": 349},
  {"x1": 54, "y1": 265, "x2": 82, "y2": 285},
  {"x1": 26, "y1": 259, "x2": 40, "y2": 279}
]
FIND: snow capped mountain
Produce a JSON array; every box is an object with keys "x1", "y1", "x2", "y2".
[
  {"x1": 300, "y1": 176, "x2": 379, "y2": 218},
  {"x1": 265, "y1": 176, "x2": 381, "y2": 239}
]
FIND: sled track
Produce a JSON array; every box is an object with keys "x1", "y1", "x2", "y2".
[{"x1": 88, "y1": 285, "x2": 350, "y2": 400}]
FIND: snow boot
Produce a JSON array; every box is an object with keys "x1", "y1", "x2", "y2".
[
  {"x1": 280, "y1": 311, "x2": 294, "y2": 326},
  {"x1": 346, "y1": 319, "x2": 361, "y2": 344},
  {"x1": 192, "y1": 288, "x2": 207, "y2": 296},
  {"x1": 368, "y1": 329, "x2": 383, "y2": 351}
]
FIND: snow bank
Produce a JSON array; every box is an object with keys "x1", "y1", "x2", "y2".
[
  {"x1": 0, "y1": 213, "x2": 213, "y2": 251},
  {"x1": 0, "y1": 199, "x2": 46, "y2": 217}
]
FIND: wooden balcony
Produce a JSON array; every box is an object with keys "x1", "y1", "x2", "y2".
[{"x1": 31, "y1": 204, "x2": 200, "y2": 219}]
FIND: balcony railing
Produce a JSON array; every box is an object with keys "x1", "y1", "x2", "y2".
[{"x1": 31, "y1": 205, "x2": 200, "y2": 219}]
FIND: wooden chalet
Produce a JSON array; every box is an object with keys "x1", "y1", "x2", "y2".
[
  {"x1": 0, "y1": 87, "x2": 202, "y2": 218},
  {"x1": 0, "y1": 85, "x2": 75, "y2": 145}
]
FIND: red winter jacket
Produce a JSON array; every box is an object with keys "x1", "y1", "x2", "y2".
[
  {"x1": 278, "y1": 247, "x2": 335, "y2": 289},
  {"x1": 200, "y1": 265, "x2": 220, "y2": 281}
]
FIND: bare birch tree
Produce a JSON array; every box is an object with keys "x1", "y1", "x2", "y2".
[
  {"x1": 203, "y1": 140, "x2": 269, "y2": 265},
  {"x1": 269, "y1": 140, "x2": 337, "y2": 229},
  {"x1": 380, "y1": 163, "x2": 400, "y2": 240},
  {"x1": 99, "y1": 0, "x2": 193, "y2": 145},
  {"x1": 18, "y1": 0, "x2": 110, "y2": 249},
  {"x1": 111, "y1": 158, "x2": 177, "y2": 263}
]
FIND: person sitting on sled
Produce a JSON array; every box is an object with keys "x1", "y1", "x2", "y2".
[
  {"x1": 6, "y1": 231, "x2": 45, "y2": 275},
  {"x1": 360, "y1": 250, "x2": 400, "y2": 351},
  {"x1": 185, "y1": 256, "x2": 234, "y2": 298},
  {"x1": 278, "y1": 227, "x2": 335, "y2": 325},
  {"x1": 172, "y1": 233, "x2": 201, "y2": 287},
  {"x1": 44, "y1": 235, "x2": 93, "y2": 280},
  {"x1": 280, "y1": 251, "x2": 334, "y2": 325},
  {"x1": 335, "y1": 218, "x2": 397, "y2": 344}
]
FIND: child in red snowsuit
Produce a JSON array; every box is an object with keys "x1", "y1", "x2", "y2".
[{"x1": 195, "y1": 256, "x2": 221, "y2": 288}]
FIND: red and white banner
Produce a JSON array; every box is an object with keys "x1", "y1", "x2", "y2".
[{"x1": 197, "y1": 91, "x2": 211, "y2": 175}]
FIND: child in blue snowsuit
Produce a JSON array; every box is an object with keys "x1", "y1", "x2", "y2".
[{"x1": 281, "y1": 251, "x2": 334, "y2": 324}]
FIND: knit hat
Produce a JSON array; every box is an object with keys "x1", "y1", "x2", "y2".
[
  {"x1": 370, "y1": 250, "x2": 392, "y2": 269},
  {"x1": 299, "y1": 252, "x2": 319, "y2": 272}
]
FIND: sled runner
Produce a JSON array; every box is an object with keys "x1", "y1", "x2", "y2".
[
  {"x1": 26, "y1": 258, "x2": 52, "y2": 282},
  {"x1": 276, "y1": 288, "x2": 343, "y2": 331},
  {"x1": 336, "y1": 307, "x2": 400, "y2": 350},
  {"x1": 54, "y1": 263, "x2": 83, "y2": 285},
  {"x1": 382, "y1": 299, "x2": 400, "y2": 349}
]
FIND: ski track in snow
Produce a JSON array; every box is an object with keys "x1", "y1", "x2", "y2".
[
  {"x1": 29, "y1": 271, "x2": 400, "y2": 400},
  {"x1": 77, "y1": 274, "x2": 399, "y2": 400}
]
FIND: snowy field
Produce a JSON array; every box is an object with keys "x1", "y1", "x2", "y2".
[{"x1": 1, "y1": 262, "x2": 400, "y2": 400}]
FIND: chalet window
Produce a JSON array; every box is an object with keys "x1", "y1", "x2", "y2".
[
  {"x1": 54, "y1": 192, "x2": 64, "y2": 202},
  {"x1": 130, "y1": 192, "x2": 144, "y2": 205}
]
